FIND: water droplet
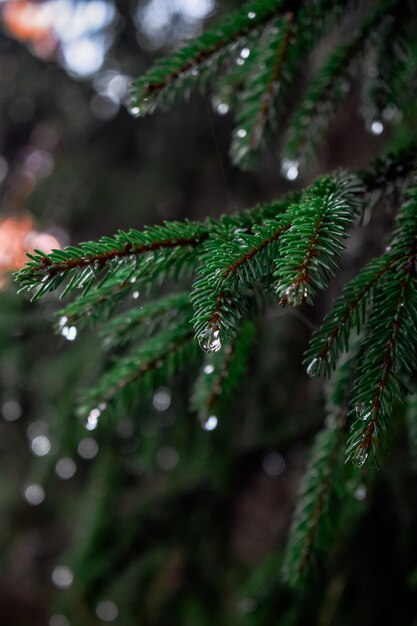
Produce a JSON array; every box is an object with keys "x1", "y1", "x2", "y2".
[
  {"x1": 31, "y1": 434, "x2": 51, "y2": 457},
  {"x1": 96, "y1": 600, "x2": 118, "y2": 622},
  {"x1": 280, "y1": 283, "x2": 308, "y2": 306},
  {"x1": 238, "y1": 597, "x2": 258, "y2": 614},
  {"x1": 55, "y1": 457, "x2": 77, "y2": 480},
  {"x1": 262, "y1": 452, "x2": 285, "y2": 476},
  {"x1": 236, "y1": 57, "x2": 245, "y2": 66},
  {"x1": 128, "y1": 105, "x2": 141, "y2": 117},
  {"x1": 2, "y1": 398, "x2": 22, "y2": 421},
  {"x1": 355, "y1": 403, "x2": 372, "y2": 421},
  {"x1": 78, "y1": 437, "x2": 99, "y2": 460},
  {"x1": 353, "y1": 446, "x2": 368, "y2": 468},
  {"x1": 51, "y1": 565, "x2": 73, "y2": 589},
  {"x1": 203, "y1": 364, "x2": 215, "y2": 375},
  {"x1": 236, "y1": 128, "x2": 247, "y2": 139},
  {"x1": 198, "y1": 328, "x2": 221, "y2": 353},
  {"x1": 132, "y1": 290, "x2": 140, "y2": 299},
  {"x1": 306, "y1": 357, "x2": 323, "y2": 377},
  {"x1": 156, "y1": 446, "x2": 179, "y2": 470},
  {"x1": 370, "y1": 120, "x2": 384, "y2": 135},
  {"x1": 49, "y1": 615, "x2": 69, "y2": 626},
  {"x1": 191, "y1": 67, "x2": 199, "y2": 76},
  {"x1": 354, "y1": 484, "x2": 367, "y2": 501},
  {"x1": 84, "y1": 407, "x2": 101, "y2": 431},
  {"x1": 240, "y1": 47, "x2": 250, "y2": 59},
  {"x1": 247, "y1": 11, "x2": 256, "y2": 19},
  {"x1": 216, "y1": 102, "x2": 229, "y2": 115},
  {"x1": 201, "y1": 415, "x2": 218, "y2": 431},
  {"x1": 153, "y1": 387, "x2": 171, "y2": 411},
  {"x1": 23, "y1": 483, "x2": 45, "y2": 506},
  {"x1": 61, "y1": 325, "x2": 77, "y2": 341},
  {"x1": 280, "y1": 158, "x2": 299, "y2": 181}
]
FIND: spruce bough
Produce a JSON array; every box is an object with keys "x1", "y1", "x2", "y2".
[{"x1": 16, "y1": 0, "x2": 417, "y2": 589}]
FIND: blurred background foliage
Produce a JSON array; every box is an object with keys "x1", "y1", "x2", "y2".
[{"x1": 0, "y1": 1, "x2": 417, "y2": 625}]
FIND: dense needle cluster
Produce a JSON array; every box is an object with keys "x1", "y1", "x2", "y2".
[{"x1": 16, "y1": 0, "x2": 417, "y2": 591}]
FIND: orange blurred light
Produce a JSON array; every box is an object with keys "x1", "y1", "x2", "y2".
[
  {"x1": 0, "y1": 213, "x2": 60, "y2": 287},
  {"x1": 2, "y1": 0, "x2": 56, "y2": 54}
]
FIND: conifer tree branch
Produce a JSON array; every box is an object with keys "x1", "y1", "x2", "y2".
[
  {"x1": 191, "y1": 320, "x2": 256, "y2": 424},
  {"x1": 16, "y1": 222, "x2": 208, "y2": 299},
  {"x1": 79, "y1": 324, "x2": 197, "y2": 418},
  {"x1": 131, "y1": 0, "x2": 297, "y2": 114},
  {"x1": 230, "y1": 12, "x2": 294, "y2": 168},
  {"x1": 99, "y1": 292, "x2": 191, "y2": 349},
  {"x1": 283, "y1": 349, "x2": 357, "y2": 587},
  {"x1": 305, "y1": 253, "x2": 404, "y2": 376},
  {"x1": 347, "y1": 184, "x2": 417, "y2": 466},
  {"x1": 191, "y1": 219, "x2": 289, "y2": 346},
  {"x1": 274, "y1": 172, "x2": 363, "y2": 306},
  {"x1": 283, "y1": 0, "x2": 400, "y2": 164}
]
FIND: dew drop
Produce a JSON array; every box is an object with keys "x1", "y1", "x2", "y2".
[
  {"x1": 216, "y1": 102, "x2": 229, "y2": 115},
  {"x1": 353, "y1": 446, "x2": 368, "y2": 468},
  {"x1": 248, "y1": 11, "x2": 256, "y2": 19},
  {"x1": 198, "y1": 328, "x2": 221, "y2": 353},
  {"x1": 306, "y1": 357, "x2": 322, "y2": 377},
  {"x1": 355, "y1": 402, "x2": 365, "y2": 417},
  {"x1": 128, "y1": 105, "x2": 141, "y2": 118},
  {"x1": 236, "y1": 128, "x2": 247, "y2": 139},
  {"x1": 84, "y1": 407, "x2": 101, "y2": 431},
  {"x1": 201, "y1": 415, "x2": 218, "y2": 431},
  {"x1": 203, "y1": 364, "x2": 215, "y2": 375},
  {"x1": 51, "y1": 565, "x2": 73, "y2": 590},
  {"x1": 354, "y1": 484, "x2": 367, "y2": 501},
  {"x1": 280, "y1": 283, "x2": 308, "y2": 306},
  {"x1": 280, "y1": 158, "x2": 299, "y2": 181},
  {"x1": 370, "y1": 120, "x2": 384, "y2": 135},
  {"x1": 355, "y1": 403, "x2": 372, "y2": 421}
]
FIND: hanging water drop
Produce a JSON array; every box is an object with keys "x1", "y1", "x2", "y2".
[
  {"x1": 355, "y1": 403, "x2": 372, "y2": 421},
  {"x1": 216, "y1": 102, "x2": 229, "y2": 116},
  {"x1": 355, "y1": 402, "x2": 365, "y2": 417},
  {"x1": 370, "y1": 120, "x2": 384, "y2": 135},
  {"x1": 280, "y1": 283, "x2": 308, "y2": 306},
  {"x1": 306, "y1": 357, "x2": 322, "y2": 377},
  {"x1": 353, "y1": 446, "x2": 369, "y2": 468},
  {"x1": 201, "y1": 415, "x2": 218, "y2": 431},
  {"x1": 199, "y1": 327, "x2": 222, "y2": 353},
  {"x1": 280, "y1": 158, "x2": 299, "y2": 181}
]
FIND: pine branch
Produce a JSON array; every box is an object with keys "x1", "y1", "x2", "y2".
[
  {"x1": 131, "y1": 0, "x2": 289, "y2": 116},
  {"x1": 78, "y1": 323, "x2": 198, "y2": 420},
  {"x1": 191, "y1": 217, "x2": 290, "y2": 350},
  {"x1": 347, "y1": 184, "x2": 417, "y2": 467},
  {"x1": 230, "y1": 13, "x2": 294, "y2": 169},
  {"x1": 304, "y1": 253, "x2": 403, "y2": 377},
  {"x1": 16, "y1": 221, "x2": 208, "y2": 300},
  {"x1": 282, "y1": 351, "x2": 355, "y2": 587},
  {"x1": 361, "y1": 3, "x2": 411, "y2": 127},
  {"x1": 283, "y1": 0, "x2": 400, "y2": 164},
  {"x1": 274, "y1": 171, "x2": 363, "y2": 306},
  {"x1": 405, "y1": 393, "x2": 417, "y2": 469},
  {"x1": 98, "y1": 292, "x2": 191, "y2": 350},
  {"x1": 190, "y1": 319, "x2": 256, "y2": 426}
]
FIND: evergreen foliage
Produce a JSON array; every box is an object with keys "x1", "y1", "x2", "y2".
[{"x1": 14, "y1": 0, "x2": 417, "y2": 608}]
